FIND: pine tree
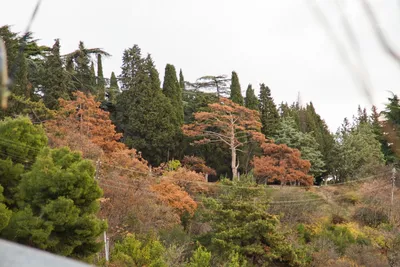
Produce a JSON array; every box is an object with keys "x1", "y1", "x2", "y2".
[
  {"x1": 0, "y1": 117, "x2": 48, "y2": 165},
  {"x1": 163, "y1": 64, "x2": 184, "y2": 125},
  {"x1": 190, "y1": 75, "x2": 230, "y2": 97},
  {"x1": 244, "y1": 84, "x2": 258, "y2": 111},
  {"x1": 42, "y1": 39, "x2": 71, "y2": 109},
  {"x1": 199, "y1": 186, "x2": 300, "y2": 265},
  {"x1": 259, "y1": 84, "x2": 280, "y2": 137},
  {"x1": 179, "y1": 69, "x2": 185, "y2": 90},
  {"x1": 229, "y1": 71, "x2": 243, "y2": 105},
  {"x1": 183, "y1": 98, "x2": 263, "y2": 179},
  {"x1": 97, "y1": 54, "x2": 105, "y2": 100},
  {"x1": 2, "y1": 147, "x2": 106, "y2": 259}
]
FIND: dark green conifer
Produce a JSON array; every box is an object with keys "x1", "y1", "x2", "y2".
[
  {"x1": 65, "y1": 41, "x2": 109, "y2": 95},
  {"x1": 73, "y1": 41, "x2": 93, "y2": 94},
  {"x1": 97, "y1": 54, "x2": 105, "y2": 100},
  {"x1": 2, "y1": 147, "x2": 106, "y2": 258},
  {"x1": 114, "y1": 46, "x2": 178, "y2": 165},
  {"x1": 229, "y1": 71, "x2": 243, "y2": 105},
  {"x1": 179, "y1": 69, "x2": 185, "y2": 90},
  {"x1": 107, "y1": 71, "x2": 119, "y2": 103},
  {"x1": 42, "y1": 39, "x2": 71, "y2": 109},
  {"x1": 259, "y1": 83, "x2": 280, "y2": 137},
  {"x1": 119, "y1": 45, "x2": 143, "y2": 91},
  {"x1": 90, "y1": 62, "x2": 96, "y2": 91},
  {"x1": 163, "y1": 64, "x2": 183, "y2": 125},
  {"x1": 244, "y1": 84, "x2": 258, "y2": 111}
]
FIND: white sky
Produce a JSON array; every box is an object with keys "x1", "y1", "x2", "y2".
[{"x1": 2, "y1": 0, "x2": 400, "y2": 131}]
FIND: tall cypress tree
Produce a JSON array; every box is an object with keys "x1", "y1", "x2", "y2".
[
  {"x1": 90, "y1": 62, "x2": 96, "y2": 94},
  {"x1": 107, "y1": 72, "x2": 119, "y2": 103},
  {"x1": 42, "y1": 39, "x2": 71, "y2": 109},
  {"x1": 97, "y1": 54, "x2": 105, "y2": 100},
  {"x1": 244, "y1": 84, "x2": 259, "y2": 111},
  {"x1": 179, "y1": 69, "x2": 185, "y2": 90},
  {"x1": 163, "y1": 64, "x2": 183, "y2": 125},
  {"x1": 14, "y1": 53, "x2": 29, "y2": 97},
  {"x1": 114, "y1": 46, "x2": 177, "y2": 165},
  {"x1": 259, "y1": 83, "x2": 279, "y2": 137},
  {"x1": 230, "y1": 71, "x2": 243, "y2": 105}
]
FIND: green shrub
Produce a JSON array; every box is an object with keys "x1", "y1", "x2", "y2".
[
  {"x1": 187, "y1": 245, "x2": 211, "y2": 267},
  {"x1": 111, "y1": 234, "x2": 167, "y2": 267},
  {"x1": 297, "y1": 224, "x2": 313, "y2": 244},
  {"x1": 320, "y1": 224, "x2": 370, "y2": 254},
  {"x1": 167, "y1": 160, "x2": 181, "y2": 171}
]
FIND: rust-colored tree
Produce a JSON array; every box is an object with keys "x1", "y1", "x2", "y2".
[
  {"x1": 183, "y1": 97, "x2": 264, "y2": 179},
  {"x1": 182, "y1": 156, "x2": 216, "y2": 176},
  {"x1": 46, "y1": 91, "x2": 125, "y2": 153},
  {"x1": 253, "y1": 142, "x2": 313, "y2": 186},
  {"x1": 162, "y1": 167, "x2": 210, "y2": 193},
  {"x1": 46, "y1": 91, "x2": 149, "y2": 171},
  {"x1": 151, "y1": 180, "x2": 198, "y2": 217}
]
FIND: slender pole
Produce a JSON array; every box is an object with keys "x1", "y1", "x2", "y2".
[
  {"x1": 390, "y1": 167, "x2": 396, "y2": 222},
  {"x1": 103, "y1": 230, "x2": 109, "y2": 262}
]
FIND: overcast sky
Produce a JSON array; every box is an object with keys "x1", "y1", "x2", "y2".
[{"x1": 2, "y1": 0, "x2": 400, "y2": 131}]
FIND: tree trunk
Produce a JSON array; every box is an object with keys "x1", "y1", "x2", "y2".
[{"x1": 231, "y1": 146, "x2": 238, "y2": 180}]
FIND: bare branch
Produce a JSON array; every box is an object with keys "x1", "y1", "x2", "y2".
[{"x1": 361, "y1": 0, "x2": 400, "y2": 67}]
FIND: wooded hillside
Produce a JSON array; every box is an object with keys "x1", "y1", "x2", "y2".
[{"x1": 0, "y1": 26, "x2": 399, "y2": 266}]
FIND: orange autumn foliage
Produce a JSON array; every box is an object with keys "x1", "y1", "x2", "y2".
[
  {"x1": 162, "y1": 167, "x2": 209, "y2": 193},
  {"x1": 151, "y1": 180, "x2": 198, "y2": 216},
  {"x1": 182, "y1": 97, "x2": 264, "y2": 145},
  {"x1": 99, "y1": 178, "x2": 180, "y2": 240},
  {"x1": 253, "y1": 142, "x2": 313, "y2": 186},
  {"x1": 45, "y1": 92, "x2": 149, "y2": 173},
  {"x1": 181, "y1": 156, "x2": 216, "y2": 176},
  {"x1": 183, "y1": 97, "x2": 265, "y2": 178},
  {"x1": 46, "y1": 91, "x2": 124, "y2": 153}
]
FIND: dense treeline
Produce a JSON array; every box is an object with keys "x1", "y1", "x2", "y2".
[{"x1": 0, "y1": 25, "x2": 399, "y2": 266}]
